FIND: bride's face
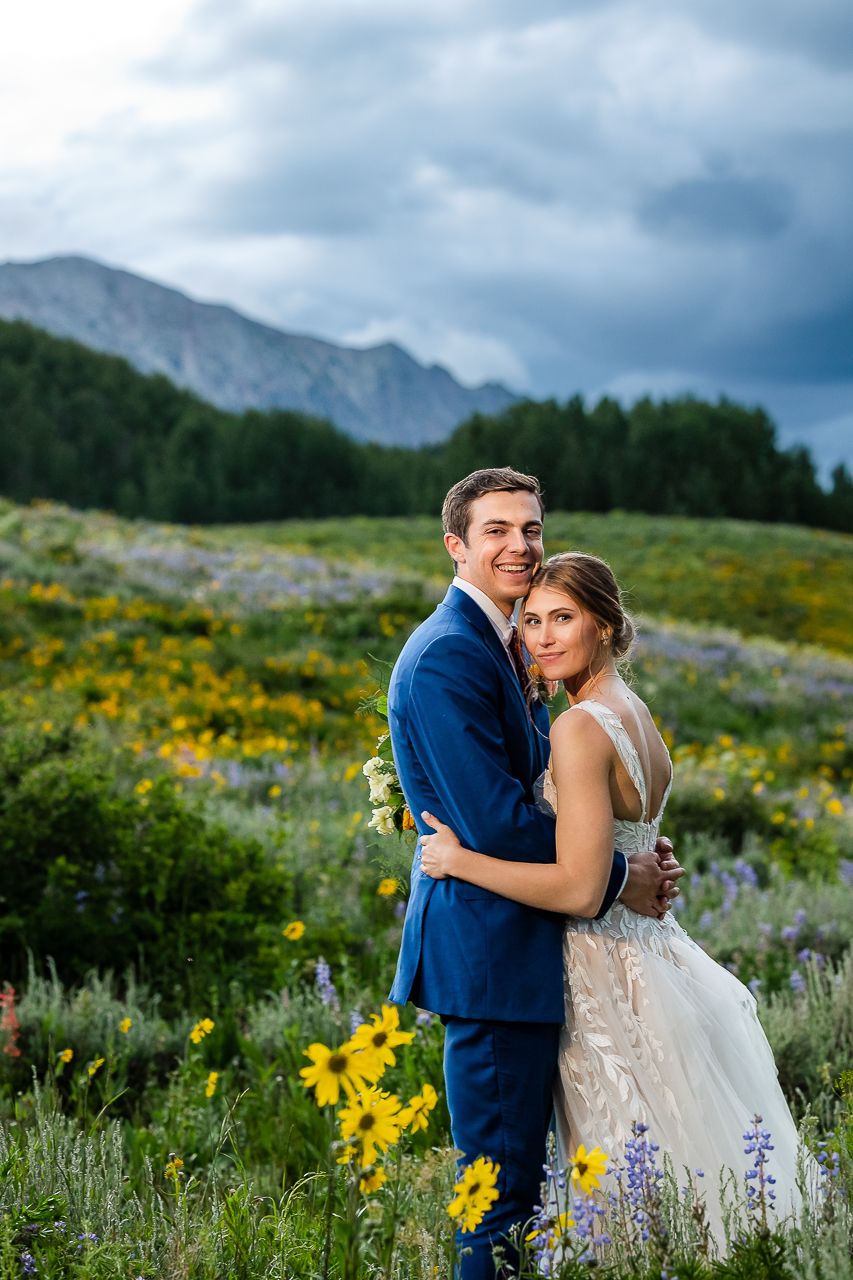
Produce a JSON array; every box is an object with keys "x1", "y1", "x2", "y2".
[{"x1": 522, "y1": 586, "x2": 603, "y2": 684}]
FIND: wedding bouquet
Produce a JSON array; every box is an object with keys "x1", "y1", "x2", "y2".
[{"x1": 360, "y1": 694, "x2": 415, "y2": 836}]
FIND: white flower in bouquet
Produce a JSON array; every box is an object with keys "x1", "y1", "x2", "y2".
[
  {"x1": 363, "y1": 757, "x2": 383, "y2": 778},
  {"x1": 368, "y1": 805, "x2": 395, "y2": 835},
  {"x1": 368, "y1": 774, "x2": 394, "y2": 804}
]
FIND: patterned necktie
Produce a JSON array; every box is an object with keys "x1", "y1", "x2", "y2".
[{"x1": 508, "y1": 626, "x2": 532, "y2": 700}]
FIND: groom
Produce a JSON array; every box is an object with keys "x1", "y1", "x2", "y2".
[{"x1": 388, "y1": 468, "x2": 682, "y2": 1278}]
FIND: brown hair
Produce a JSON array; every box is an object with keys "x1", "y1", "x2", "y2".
[
  {"x1": 526, "y1": 552, "x2": 636, "y2": 662},
  {"x1": 441, "y1": 468, "x2": 544, "y2": 546}
]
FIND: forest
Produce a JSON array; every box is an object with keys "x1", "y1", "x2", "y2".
[{"x1": 2, "y1": 316, "x2": 853, "y2": 530}]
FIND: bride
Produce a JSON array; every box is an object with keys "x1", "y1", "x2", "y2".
[{"x1": 418, "y1": 551, "x2": 804, "y2": 1234}]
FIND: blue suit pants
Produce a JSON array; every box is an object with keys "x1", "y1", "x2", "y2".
[{"x1": 443, "y1": 1016, "x2": 561, "y2": 1280}]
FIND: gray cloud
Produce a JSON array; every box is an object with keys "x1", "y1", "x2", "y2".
[{"x1": 1, "y1": 0, "x2": 852, "y2": 470}]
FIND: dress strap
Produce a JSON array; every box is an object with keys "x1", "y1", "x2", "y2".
[{"x1": 570, "y1": 700, "x2": 648, "y2": 819}]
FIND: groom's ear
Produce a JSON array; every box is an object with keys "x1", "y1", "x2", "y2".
[{"x1": 444, "y1": 531, "x2": 466, "y2": 569}]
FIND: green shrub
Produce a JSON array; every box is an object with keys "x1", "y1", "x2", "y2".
[{"x1": 0, "y1": 727, "x2": 291, "y2": 1001}]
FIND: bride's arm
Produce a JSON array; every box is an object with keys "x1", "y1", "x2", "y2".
[{"x1": 419, "y1": 712, "x2": 615, "y2": 918}]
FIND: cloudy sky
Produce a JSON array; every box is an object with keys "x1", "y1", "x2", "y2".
[{"x1": 2, "y1": 0, "x2": 852, "y2": 472}]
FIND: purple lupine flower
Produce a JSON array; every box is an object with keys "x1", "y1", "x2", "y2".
[
  {"x1": 743, "y1": 1115, "x2": 776, "y2": 1225},
  {"x1": 790, "y1": 970, "x2": 806, "y2": 992},
  {"x1": 748, "y1": 977, "x2": 762, "y2": 996},
  {"x1": 734, "y1": 858, "x2": 759, "y2": 887},
  {"x1": 416, "y1": 1009, "x2": 432, "y2": 1027},
  {"x1": 817, "y1": 1133, "x2": 842, "y2": 1197},
  {"x1": 794, "y1": 909, "x2": 807, "y2": 927},
  {"x1": 814, "y1": 952, "x2": 826, "y2": 970},
  {"x1": 394, "y1": 900, "x2": 407, "y2": 919},
  {"x1": 700, "y1": 911, "x2": 714, "y2": 929},
  {"x1": 621, "y1": 1122, "x2": 666, "y2": 1247},
  {"x1": 838, "y1": 860, "x2": 853, "y2": 886},
  {"x1": 571, "y1": 1195, "x2": 609, "y2": 1262},
  {"x1": 350, "y1": 1009, "x2": 365, "y2": 1035},
  {"x1": 781, "y1": 925, "x2": 800, "y2": 942},
  {"x1": 797, "y1": 948, "x2": 811, "y2": 964},
  {"x1": 757, "y1": 922, "x2": 773, "y2": 937},
  {"x1": 315, "y1": 956, "x2": 339, "y2": 1010},
  {"x1": 20, "y1": 1253, "x2": 37, "y2": 1275}
]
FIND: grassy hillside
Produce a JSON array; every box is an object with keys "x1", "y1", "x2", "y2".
[
  {"x1": 220, "y1": 509, "x2": 853, "y2": 653},
  {"x1": 0, "y1": 499, "x2": 852, "y2": 1276}
]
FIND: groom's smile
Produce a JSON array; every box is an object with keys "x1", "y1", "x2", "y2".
[{"x1": 444, "y1": 489, "x2": 544, "y2": 615}]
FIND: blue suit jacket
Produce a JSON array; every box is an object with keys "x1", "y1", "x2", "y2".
[{"x1": 388, "y1": 583, "x2": 627, "y2": 1023}]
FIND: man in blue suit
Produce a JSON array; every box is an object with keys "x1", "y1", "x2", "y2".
[{"x1": 388, "y1": 468, "x2": 682, "y2": 1278}]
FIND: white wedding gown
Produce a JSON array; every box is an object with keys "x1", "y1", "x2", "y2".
[{"x1": 537, "y1": 700, "x2": 805, "y2": 1236}]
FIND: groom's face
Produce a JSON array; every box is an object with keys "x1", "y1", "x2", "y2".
[{"x1": 445, "y1": 490, "x2": 544, "y2": 614}]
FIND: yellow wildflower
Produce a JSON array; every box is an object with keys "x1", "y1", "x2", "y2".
[
  {"x1": 360, "y1": 1167, "x2": 387, "y2": 1193},
  {"x1": 205, "y1": 1071, "x2": 219, "y2": 1098},
  {"x1": 120, "y1": 1017, "x2": 132, "y2": 1034},
  {"x1": 135, "y1": 778, "x2": 152, "y2": 795},
  {"x1": 828, "y1": 798, "x2": 844, "y2": 815},
  {"x1": 190, "y1": 1018, "x2": 215, "y2": 1044},
  {"x1": 59, "y1": 1048, "x2": 73, "y2": 1064},
  {"x1": 165, "y1": 1157, "x2": 184, "y2": 1179},
  {"x1": 771, "y1": 811, "x2": 786, "y2": 825},
  {"x1": 713, "y1": 788, "x2": 725, "y2": 801},
  {"x1": 399, "y1": 1083, "x2": 438, "y2": 1133},
  {"x1": 377, "y1": 878, "x2": 398, "y2": 896},
  {"x1": 337, "y1": 1144, "x2": 358, "y2": 1165},
  {"x1": 447, "y1": 1157, "x2": 501, "y2": 1234},
  {"x1": 42, "y1": 721, "x2": 52, "y2": 732},
  {"x1": 526, "y1": 1211, "x2": 574, "y2": 1244},
  {"x1": 269, "y1": 785, "x2": 282, "y2": 798},
  {"x1": 300, "y1": 1041, "x2": 371, "y2": 1106},
  {"x1": 571, "y1": 1145, "x2": 608, "y2": 1194},
  {"x1": 338, "y1": 1087, "x2": 403, "y2": 1166},
  {"x1": 283, "y1": 921, "x2": 305, "y2": 941},
  {"x1": 88, "y1": 1057, "x2": 105, "y2": 1077},
  {"x1": 349, "y1": 1004, "x2": 415, "y2": 1076}
]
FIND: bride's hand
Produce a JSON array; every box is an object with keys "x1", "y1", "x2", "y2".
[{"x1": 418, "y1": 811, "x2": 464, "y2": 880}]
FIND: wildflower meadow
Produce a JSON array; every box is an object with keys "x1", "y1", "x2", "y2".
[{"x1": 1, "y1": 497, "x2": 853, "y2": 1277}]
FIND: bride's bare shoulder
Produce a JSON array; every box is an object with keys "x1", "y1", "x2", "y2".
[{"x1": 550, "y1": 705, "x2": 614, "y2": 754}]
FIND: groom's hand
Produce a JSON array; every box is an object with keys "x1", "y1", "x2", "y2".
[
  {"x1": 619, "y1": 840, "x2": 684, "y2": 919},
  {"x1": 655, "y1": 837, "x2": 684, "y2": 916}
]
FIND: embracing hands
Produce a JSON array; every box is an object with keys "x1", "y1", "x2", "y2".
[
  {"x1": 620, "y1": 838, "x2": 684, "y2": 920},
  {"x1": 418, "y1": 812, "x2": 463, "y2": 879}
]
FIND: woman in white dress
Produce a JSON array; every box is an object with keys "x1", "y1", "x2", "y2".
[{"x1": 418, "y1": 552, "x2": 804, "y2": 1235}]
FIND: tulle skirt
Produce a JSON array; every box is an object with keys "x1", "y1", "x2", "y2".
[{"x1": 553, "y1": 905, "x2": 806, "y2": 1240}]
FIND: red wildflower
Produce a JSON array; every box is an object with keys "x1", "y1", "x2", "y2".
[{"x1": 0, "y1": 983, "x2": 21, "y2": 1058}]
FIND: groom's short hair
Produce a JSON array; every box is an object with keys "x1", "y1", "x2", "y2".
[{"x1": 442, "y1": 468, "x2": 544, "y2": 545}]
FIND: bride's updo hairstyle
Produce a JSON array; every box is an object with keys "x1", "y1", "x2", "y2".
[{"x1": 525, "y1": 552, "x2": 636, "y2": 667}]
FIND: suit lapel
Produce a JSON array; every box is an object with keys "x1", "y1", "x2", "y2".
[{"x1": 443, "y1": 584, "x2": 539, "y2": 762}]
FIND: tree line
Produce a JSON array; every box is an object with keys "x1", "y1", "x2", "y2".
[{"x1": 2, "y1": 317, "x2": 852, "y2": 531}]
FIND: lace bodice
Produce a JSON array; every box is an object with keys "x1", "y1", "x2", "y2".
[{"x1": 534, "y1": 699, "x2": 673, "y2": 855}]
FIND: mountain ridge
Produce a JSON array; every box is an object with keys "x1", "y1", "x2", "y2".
[{"x1": 0, "y1": 255, "x2": 516, "y2": 445}]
